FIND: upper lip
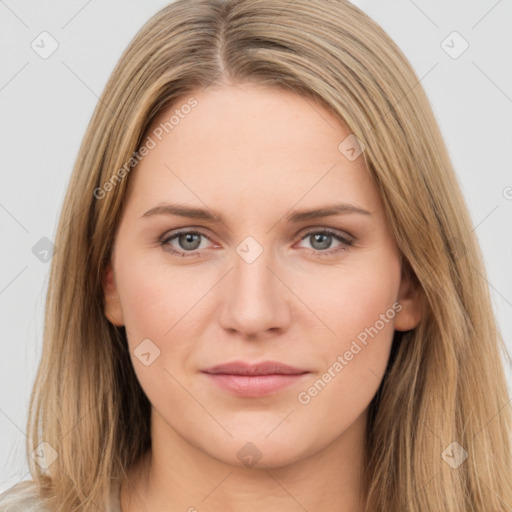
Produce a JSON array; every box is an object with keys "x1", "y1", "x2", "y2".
[{"x1": 202, "y1": 361, "x2": 309, "y2": 376}]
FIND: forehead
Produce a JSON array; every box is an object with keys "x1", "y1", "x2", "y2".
[
  {"x1": 146, "y1": 83, "x2": 350, "y2": 158},
  {"x1": 125, "y1": 84, "x2": 376, "y2": 214}
]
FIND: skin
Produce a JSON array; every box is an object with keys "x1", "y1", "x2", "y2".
[{"x1": 102, "y1": 82, "x2": 423, "y2": 512}]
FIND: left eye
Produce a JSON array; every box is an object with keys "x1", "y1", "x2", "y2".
[
  {"x1": 160, "y1": 229, "x2": 353, "y2": 258},
  {"x1": 296, "y1": 230, "x2": 353, "y2": 255}
]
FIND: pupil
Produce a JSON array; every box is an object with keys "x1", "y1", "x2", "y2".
[
  {"x1": 312, "y1": 233, "x2": 331, "y2": 250},
  {"x1": 181, "y1": 233, "x2": 200, "y2": 250}
]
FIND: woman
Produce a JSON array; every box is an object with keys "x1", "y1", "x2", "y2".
[{"x1": 1, "y1": 0, "x2": 511, "y2": 510}]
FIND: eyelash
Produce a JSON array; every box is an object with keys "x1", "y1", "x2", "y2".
[{"x1": 159, "y1": 228, "x2": 354, "y2": 258}]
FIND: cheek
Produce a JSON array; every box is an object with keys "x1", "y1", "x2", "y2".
[
  {"x1": 295, "y1": 287, "x2": 399, "y2": 439},
  {"x1": 296, "y1": 250, "x2": 401, "y2": 399},
  {"x1": 114, "y1": 247, "x2": 217, "y2": 376},
  {"x1": 116, "y1": 250, "x2": 198, "y2": 338},
  {"x1": 338, "y1": 272, "x2": 399, "y2": 345},
  {"x1": 114, "y1": 254, "x2": 201, "y2": 399},
  {"x1": 295, "y1": 250, "x2": 401, "y2": 344}
]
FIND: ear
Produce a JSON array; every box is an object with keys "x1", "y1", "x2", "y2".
[
  {"x1": 102, "y1": 262, "x2": 125, "y2": 327},
  {"x1": 394, "y1": 263, "x2": 423, "y2": 332}
]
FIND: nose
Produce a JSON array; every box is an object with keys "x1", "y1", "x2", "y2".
[{"x1": 218, "y1": 245, "x2": 292, "y2": 340}]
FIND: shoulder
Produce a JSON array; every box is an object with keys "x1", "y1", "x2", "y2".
[
  {"x1": 0, "y1": 481, "x2": 50, "y2": 512},
  {"x1": 0, "y1": 480, "x2": 121, "y2": 512}
]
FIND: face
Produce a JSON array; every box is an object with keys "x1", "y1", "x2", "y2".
[{"x1": 103, "y1": 83, "x2": 422, "y2": 469}]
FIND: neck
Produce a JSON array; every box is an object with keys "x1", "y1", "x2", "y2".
[{"x1": 120, "y1": 407, "x2": 368, "y2": 512}]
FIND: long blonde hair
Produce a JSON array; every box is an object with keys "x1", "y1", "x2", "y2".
[{"x1": 3, "y1": 0, "x2": 511, "y2": 510}]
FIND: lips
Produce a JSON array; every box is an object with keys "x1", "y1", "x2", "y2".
[
  {"x1": 201, "y1": 361, "x2": 310, "y2": 397},
  {"x1": 202, "y1": 360, "x2": 309, "y2": 376}
]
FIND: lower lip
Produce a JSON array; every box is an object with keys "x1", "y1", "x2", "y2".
[{"x1": 202, "y1": 372, "x2": 309, "y2": 397}]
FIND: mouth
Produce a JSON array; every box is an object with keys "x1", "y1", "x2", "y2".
[{"x1": 201, "y1": 361, "x2": 310, "y2": 397}]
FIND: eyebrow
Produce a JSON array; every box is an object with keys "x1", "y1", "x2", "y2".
[{"x1": 140, "y1": 202, "x2": 372, "y2": 223}]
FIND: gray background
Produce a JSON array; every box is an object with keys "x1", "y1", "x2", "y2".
[{"x1": 1, "y1": 0, "x2": 511, "y2": 491}]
